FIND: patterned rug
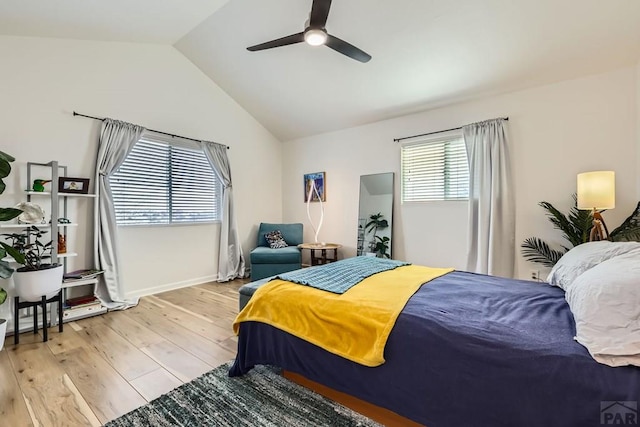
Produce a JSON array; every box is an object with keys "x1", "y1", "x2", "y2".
[{"x1": 106, "y1": 362, "x2": 381, "y2": 427}]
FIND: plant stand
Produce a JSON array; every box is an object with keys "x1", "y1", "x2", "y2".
[
  {"x1": 14, "y1": 290, "x2": 63, "y2": 344},
  {"x1": 0, "y1": 319, "x2": 7, "y2": 351}
]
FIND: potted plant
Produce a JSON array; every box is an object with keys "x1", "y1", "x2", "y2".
[
  {"x1": 365, "y1": 213, "x2": 390, "y2": 257},
  {"x1": 0, "y1": 150, "x2": 24, "y2": 349},
  {"x1": 0, "y1": 288, "x2": 7, "y2": 351},
  {"x1": 0, "y1": 288, "x2": 8, "y2": 350},
  {"x1": 0, "y1": 150, "x2": 62, "y2": 304},
  {"x1": 373, "y1": 236, "x2": 391, "y2": 258},
  {"x1": 2, "y1": 226, "x2": 63, "y2": 302},
  {"x1": 521, "y1": 195, "x2": 640, "y2": 267}
]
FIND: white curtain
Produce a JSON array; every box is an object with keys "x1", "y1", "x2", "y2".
[
  {"x1": 200, "y1": 141, "x2": 246, "y2": 281},
  {"x1": 463, "y1": 118, "x2": 515, "y2": 277},
  {"x1": 94, "y1": 119, "x2": 145, "y2": 309}
]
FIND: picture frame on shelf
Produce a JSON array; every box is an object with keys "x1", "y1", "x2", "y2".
[{"x1": 58, "y1": 177, "x2": 90, "y2": 194}]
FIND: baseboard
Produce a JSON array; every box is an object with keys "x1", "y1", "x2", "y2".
[{"x1": 125, "y1": 275, "x2": 219, "y2": 299}]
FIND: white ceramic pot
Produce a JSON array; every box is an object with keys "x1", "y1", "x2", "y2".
[
  {"x1": 13, "y1": 264, "x2": 63, "y2": 302},
  {"x1": 0, "y1": 318, "x2": 7, "y2": 351}
]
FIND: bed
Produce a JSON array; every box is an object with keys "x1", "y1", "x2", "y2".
[{"x1": 230, "y1": 258, "x2": 640, "y2": 427}]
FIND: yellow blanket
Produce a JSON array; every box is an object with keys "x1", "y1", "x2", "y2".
[{"x1": 233, "y1": 265, "x2": 453, "y2": 367}]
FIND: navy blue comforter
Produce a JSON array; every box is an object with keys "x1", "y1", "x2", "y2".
[{"x1": 230, "y1": 271, "x2": 640, "y2": 427}]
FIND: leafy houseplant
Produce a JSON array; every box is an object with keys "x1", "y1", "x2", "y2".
[
  {"x1": 373, "y1": 236, "x2": 391, "y2": 259},
  {"x1": 365, "y1": 213, "x2": 390, "y2": 257},
  {"x1": 0, "y1": 150, "x2": 23, "y2": 349},
  {"x1": 3, "y1": 226, "x2": 55, "y2": 271},
  {"x1": 0, "y1": 151, "x2": 24, "y2": 278},
  {"x1": 521, "y1": 195, "x2": 640, "y2": 267},
  {"x1": 2, "y1": 225, "x2": 63, "y2": 302},
  {"x1": 0, "y1": 150, "x2": 63, "y2": 303}
]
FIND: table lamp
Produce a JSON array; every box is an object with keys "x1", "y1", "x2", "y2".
[{"x1": 577, "y1": 171, "x2": 615, "y2": 241}]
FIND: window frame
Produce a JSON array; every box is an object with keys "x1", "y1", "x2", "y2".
[
  {"x1": 400, "y1": 131, "x2": 469, "y2": 203},
  {"x1": 109, "y1": 133, "x2": 222, "y2": 227}
]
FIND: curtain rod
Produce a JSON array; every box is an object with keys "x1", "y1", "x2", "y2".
[
  {"x1": 393, "y1": 117, "x2": 509, "y2": 143},
  {"x1": 73, "y1": 111, "x2": 230, "y2": 149}
]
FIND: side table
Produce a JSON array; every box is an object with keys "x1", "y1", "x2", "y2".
[{"x1": 298, "y1": 243, "x2": 342, "y2": 266}]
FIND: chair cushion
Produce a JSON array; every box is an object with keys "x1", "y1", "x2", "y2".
[{"x1": 250, "y1": 246, "x2": 301, "y2": 264}]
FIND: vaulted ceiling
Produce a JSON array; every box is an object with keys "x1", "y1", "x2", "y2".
[{"x1": 2, "y1": 0, "x2": 640, "y2": 141}]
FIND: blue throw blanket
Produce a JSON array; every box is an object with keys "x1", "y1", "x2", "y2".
[{"x1": 275, "y1": 256, "x2": 410, "y2": 294}]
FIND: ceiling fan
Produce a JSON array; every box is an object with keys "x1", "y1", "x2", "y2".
[{"x1": 247, "y1": 0, "x2": 371, "y2": 63}]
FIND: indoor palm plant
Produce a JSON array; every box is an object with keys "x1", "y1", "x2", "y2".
[
  {"x1": 521, "y1": 195, "x2": 640, "y2": 267},
  {"x1": 0, "y1": 150, "x2": 23, "y2": 349}
]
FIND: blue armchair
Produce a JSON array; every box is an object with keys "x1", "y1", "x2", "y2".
[{"x1": 250, "y1": 223, "x2": 303, "y2": 280}]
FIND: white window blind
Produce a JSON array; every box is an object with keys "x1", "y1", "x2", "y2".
[
  {"x1": 110, "y1": 137, "x2": 220, "y2": 225},
  {"x1": 401, "y1": 135, "x2": 469, "y2": 202}
]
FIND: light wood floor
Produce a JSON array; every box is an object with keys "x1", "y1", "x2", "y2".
[{"x1": 0, "y1": 279, "x2": 248, "y2": 426}]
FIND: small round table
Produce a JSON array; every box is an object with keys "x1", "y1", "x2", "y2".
[{"x1": 298, "y1": 243, "x2": 342, "y2": 266}]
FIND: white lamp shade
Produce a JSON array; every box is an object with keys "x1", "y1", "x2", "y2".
[{"x1": 577, "y1": 171, "x2": 615, "y2": 210}]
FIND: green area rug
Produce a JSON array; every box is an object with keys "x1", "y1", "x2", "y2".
[{"x1": 106, "y1": 361, "x2": 381, "y2": 426}]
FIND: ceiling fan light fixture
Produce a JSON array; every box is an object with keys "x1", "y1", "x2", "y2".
[
  {"x1": 304, "y1": 28, "x2": 327, "y2": 46},
  {"x1": 246, "y1": 0, "x2": 371, "y2": 62}
]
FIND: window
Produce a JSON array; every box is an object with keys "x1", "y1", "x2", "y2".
[
  {"x1": 110, "y1": 135, "x2": 221, "y2": 225},
  {"x1": 401, "y1": 134, "x2": 469, "y2": 202}
]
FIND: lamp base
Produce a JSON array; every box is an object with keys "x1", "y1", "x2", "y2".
[{"x1": 589, "y1": 210, "x2": 610, "y2": 242}]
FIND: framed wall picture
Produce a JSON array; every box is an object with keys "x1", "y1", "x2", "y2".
[
  {"x1": 304, "y1": 172, "x2": 326, "y2": 202},
  {"x1": 58, "y1": 177, "x2": 90, "y2": 194}
]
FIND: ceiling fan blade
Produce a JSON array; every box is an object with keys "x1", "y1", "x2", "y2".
[
  {"x1": 310, "y1": 0, "x2": 332, "y2": 28},
  {"x1": 325, "y1": 34, "x2": 371, "y2": 63},
  {"x1": 247, "y1": 32, "x2": 305, "y2": 51}
]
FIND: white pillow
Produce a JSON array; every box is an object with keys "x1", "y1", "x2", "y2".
[
  {"x1": 546, "y1": 241, "x2": 640, "y2": 290},
  {"x1": 565, "y1": 249, "x2": 640, "y2": 367}
]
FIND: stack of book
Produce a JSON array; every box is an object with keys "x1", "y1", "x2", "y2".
[
  {"x1": 62, "y1": 269, "x2": 105, "y2": 319},
  {"x1": 64, "y1": 294, "x2": 101, "y2": 310},
  {"x1": 63, "y1": 295, "x2": 104, "y2": 320},
  {"x1": 63, "y1": 269, "x2": 104, "y2": 282}
]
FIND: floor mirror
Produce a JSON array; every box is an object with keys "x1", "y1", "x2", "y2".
[{"x1": 356, "y1": 173, "x2": 394, "y2": 258}]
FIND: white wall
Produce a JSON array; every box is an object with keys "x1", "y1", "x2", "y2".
[
  {"x1": 283, "y1": 66, "x2": 639, "y2": 279},
  {"x1": 0, "y1": 35, "x2": 282, "y2": 301}
]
